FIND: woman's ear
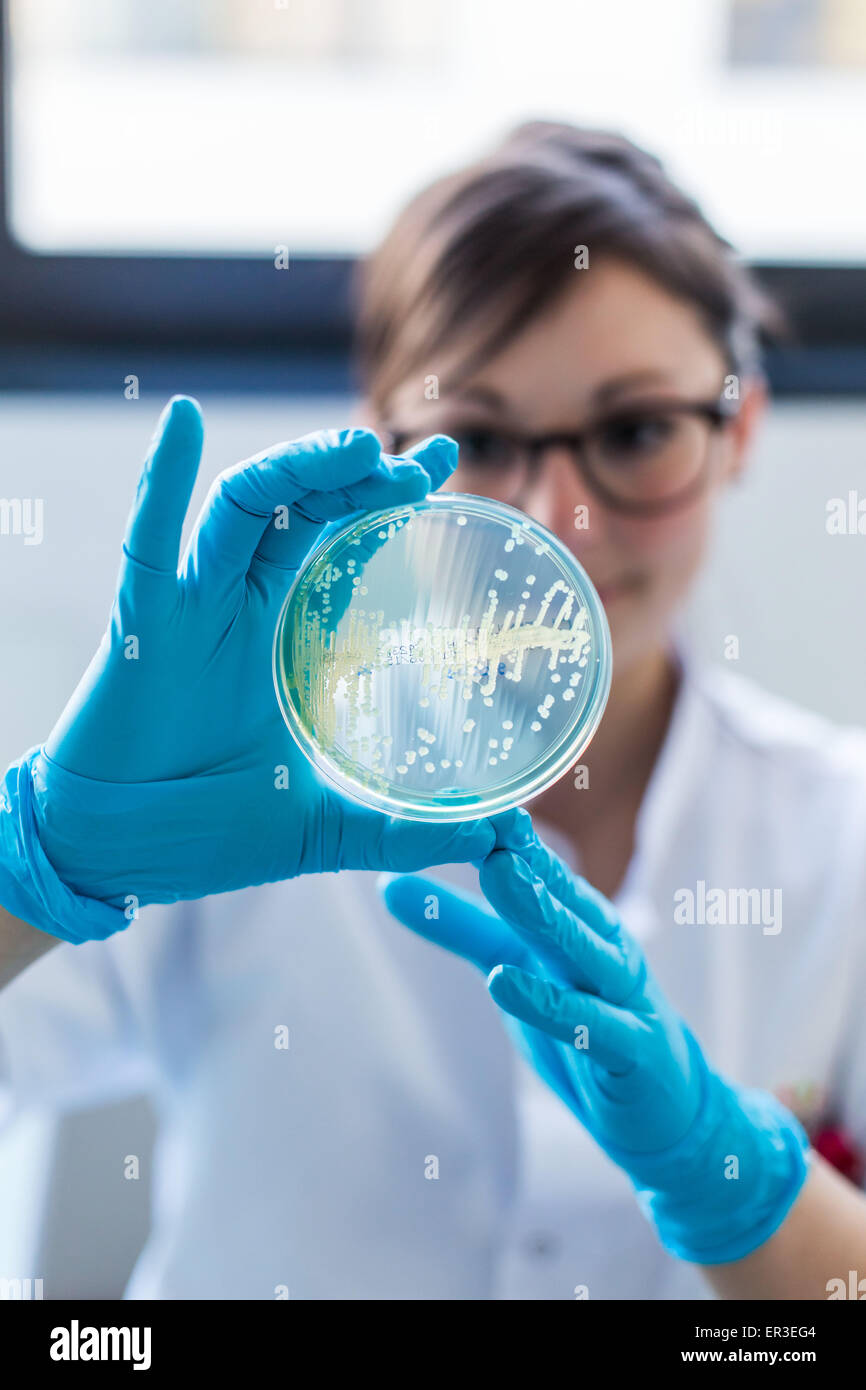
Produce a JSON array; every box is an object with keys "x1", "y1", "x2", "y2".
[{"x1": 725, "y1": 373, "x2": 769, "y2": 484}]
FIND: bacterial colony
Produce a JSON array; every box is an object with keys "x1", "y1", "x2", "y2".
[{"x1": 292, "y1": 509, "x2": 593, "y2": 796}]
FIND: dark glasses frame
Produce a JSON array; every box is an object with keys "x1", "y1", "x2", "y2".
[{"x1": 385, "y1": 394, "x2": 740, "y2": 517}]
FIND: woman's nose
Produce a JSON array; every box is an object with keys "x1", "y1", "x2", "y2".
[{"x1": 526, "y1": 446, "x2": 607, "y2": 550}]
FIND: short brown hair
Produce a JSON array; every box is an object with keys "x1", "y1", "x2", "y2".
[{"x1": 355, "y1": 120, "x2": 780, "y2": 415}]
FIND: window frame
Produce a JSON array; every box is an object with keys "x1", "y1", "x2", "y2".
[{"x1": 1, "y1": 1, "x2": 864, "y2": 396}]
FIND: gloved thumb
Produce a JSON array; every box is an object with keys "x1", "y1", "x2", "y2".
[{"x1": 123, "y1": 396, "x2": 204, "y2": 574}]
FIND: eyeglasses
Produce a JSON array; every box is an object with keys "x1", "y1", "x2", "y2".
[{"x1": 385, "y1": 394, "x2": 739, "y2": 516}]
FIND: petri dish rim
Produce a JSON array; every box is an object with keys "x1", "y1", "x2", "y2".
[{"x1": 272, "y1": 493, "x2": 613, "y2": 822}]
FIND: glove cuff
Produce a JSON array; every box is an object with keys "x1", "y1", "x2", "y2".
[
  {"x1": 0, "y1": 751, "x2": 130, "y2": 945},
  {"x1": 617, "y1": 1030, "x2": 812, "y2": 1264}
]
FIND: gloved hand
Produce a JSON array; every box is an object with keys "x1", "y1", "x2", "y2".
[
  {"x1": 0, "y1": 397, "x2": 500, "y2": 945},
  {"x1": 380, "y1": 817, "x2": 811, "y2": 1265}
]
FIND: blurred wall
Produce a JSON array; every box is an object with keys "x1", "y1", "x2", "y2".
[{"x1": 1, "y1": 390, "x2": 865, "y2": 1296}]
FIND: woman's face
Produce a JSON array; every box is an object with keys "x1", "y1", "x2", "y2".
[{"x1": 375, "y1": 259, "x2": 764, "y2": 676}]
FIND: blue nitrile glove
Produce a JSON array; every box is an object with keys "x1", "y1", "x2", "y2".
[
  {"x1": 380, "y1": 818, "x2": 811, "y2": 1265},
  {"x1": 0, "y1": 396, "x2": 499, "y2": 945}
]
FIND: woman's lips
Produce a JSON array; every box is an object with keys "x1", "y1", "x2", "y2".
[{"x1": 594, "y1": 576, "x2": 640, "y2": 605}]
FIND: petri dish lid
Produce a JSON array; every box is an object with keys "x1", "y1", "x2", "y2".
[{"x1": 273, "y1": 493, "x2": 612, "y2": 821}]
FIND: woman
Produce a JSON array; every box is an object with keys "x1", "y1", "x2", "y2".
[
  {"x1": 2, "y1": 122, "x2": 865, "y2": 1301},
  {"x1": 361, "y1": 120, "x2": 866, "y2": 1295}
]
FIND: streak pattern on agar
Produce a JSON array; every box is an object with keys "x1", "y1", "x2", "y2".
[{"x1": 274, "y1": 495, "x2": 611, "y2": 820}]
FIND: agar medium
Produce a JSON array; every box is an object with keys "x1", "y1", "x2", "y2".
[{"x1": 273, "y1": 494, "x2": 612, "y2": 821}]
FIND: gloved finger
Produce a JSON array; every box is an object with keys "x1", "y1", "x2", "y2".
[
  {"x1": 469, "y1": 806, "x2": 537, "y2": 871},
  {"x1": 378, "y1": 872, "x2": 537, "y2": 975},
  {"x1": 186, "y1": 428, "x2": 458, "y2": 585},
  {"x1": 487, "y1": 813, "x2": 622, "y2": 945},
  {"x1": 123, "y1": 396, "x2": 203, "y2": 574},
  {"x1": 508, "y1": 831, "x2": 622, "y2": 941},
  {"x1": 182, "y1": 426, "x2": 380, "y2": 587},
  {"x1": 228, "y1": 429, "x2": 456, "y2": 525},
  {"x1": 299, "y1": 433, "x2": 457, "y2": 634},
  {"x1": 395, "y1": 433, "x2": 458, "y2": 494},
  {"x1": 358, "y1": 815, "x2": 498, "y2": 872},
  {"x1": 488, "y1": 964, "x2": 638, "y2": 1074},
  {"x1": 486, "y1": 805, "x2": 539, "y2": 852},
  {"x1": 293, "y1": 432, "x2": 457, "y2": 521},
  {"x1": 250, "y1": 447, "x2": 444, "y2": 571},
  {"x1": 499, "y1": 1009, "x2": 593, "y2": 1128},
  {"x1": 479, "y1": 850, "x2": 643, "y2": 1001}
]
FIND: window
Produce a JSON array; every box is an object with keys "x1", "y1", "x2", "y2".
[{"x1": 2, "y1": 0, "x2": 865, "y2": 390}]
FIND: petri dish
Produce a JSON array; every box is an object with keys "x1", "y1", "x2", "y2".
[{"x1": 273, "y1": 493, "x2": 612, "y2": 821}]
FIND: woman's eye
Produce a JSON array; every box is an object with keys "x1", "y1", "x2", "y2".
[
  {"x1": 453, "y1": 429, "x2": 507, "y2": 466},
  {"x1": 598, "y1": 413, "x2": 677, "y2": 459}
]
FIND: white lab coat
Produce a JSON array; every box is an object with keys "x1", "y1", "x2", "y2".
[{"x1": 2, "y1": 652, "x2": 866, "y2": 1300}]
